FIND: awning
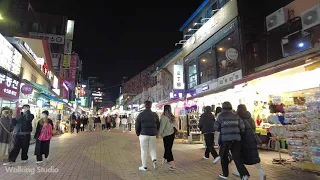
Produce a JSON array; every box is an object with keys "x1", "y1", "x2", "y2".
[
  {"x1": 23, "y1": 79, "x2": 57, "y2": 96},
  {"x1": 40, "y1": 93, "x2": 66, "y2": 104}
]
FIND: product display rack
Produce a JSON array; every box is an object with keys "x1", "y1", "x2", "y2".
[
  {"x1": 183, "y1": 111, "x2": 203, "y2": 144},
  {"x1": 284, "y1": 91, "x2": 320, "y2": 173}
]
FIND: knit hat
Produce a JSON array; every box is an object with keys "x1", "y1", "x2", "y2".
[{"x1": 42, "y1": 110, "x2": 49, "y2": 116}]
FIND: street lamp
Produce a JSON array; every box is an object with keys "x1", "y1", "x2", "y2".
[{"x1": 0, "y1": 14, "x2": 3, "y2": 20}]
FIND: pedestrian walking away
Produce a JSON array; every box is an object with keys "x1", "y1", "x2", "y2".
[
  {"x1": 158, "y1": 105, "x2": 176, "y2": 171},
  {"x1": 135, "y1": 101, "x2": 160, "y2": 171},
  {"x1": 0, "y1": 107, "x2": 13, "y2": 160},
  {"x1": 106, "y1": 115, "x2": 111, "y2": 131},
  {"x1": 34, "y1": 111, "x2": 53, "y2": 163},
  {"x1": 101, "y1": 116, "x2": 106, "y2": 131},
  {"x1": 70, "y1": 113, "x2": 76, "y2": 133},
  {"x1": 127, "y1": 114, "x2": 133, "y2": 132},
  {"x1": 4, "y1": 104, "x2": 34, "y2": 166},
  {"x1": 214, "y1": 102, "x2": 249, "y2": 180},
  {"x1": 231, "y1": 104, "x2": 266, "y2": 180},
  {"x1": 121, "y1": 115, "x2": 127, "y2": 132},
  {"x1": 199, "y1": 106, "x2": 220, "y2": 163}
]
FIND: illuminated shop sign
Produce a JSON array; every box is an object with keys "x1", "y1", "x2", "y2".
[
  {"x1": 173, "y1": 65, "x2": 184, "y2": 90},
  {"x1": 0, "y1": 68, "x2": 20, "y2": 100},
  {"x1": 169, "y1": 91, "x2": 184, "y2": 99},
  {"x1": 63, "y1": 83, "x2": 69, "y2": 91},
  {"x1": 0, "y1": 34, "x2": 22, "y2": 76}
]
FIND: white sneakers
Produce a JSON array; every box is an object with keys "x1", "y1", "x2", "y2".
[
  {"x1": 3, "y1": 162, "x2": 14, "y2": 166},
  {"x1": 138, "y1": 167, "x2": 147, "y2": 171},
  {"x1": 153, "y1": 160, "x2": 158, "y2": 169},
  {"x1": 36, "y1": 161, "x2": 43, "y2": 164},
  {"x1": 242, "y1": 175, "x2": 249, "y2": 180},
  {"x1": 232, "y1": 170, "x2": 241, "y2": 176},
  {"x1": 219, "y1": 174, "x2": 228, "y2": 179},
  {"x1": 213, "y1": 156, "x2": 221, "y2": 164},
  {"x1": 203, "y1": 156, "x2": 209, "y2": 160}
]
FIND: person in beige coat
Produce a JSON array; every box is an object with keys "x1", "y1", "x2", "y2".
[{"x1": 158, "y1": 105, "x2": 176, "y2": 171}]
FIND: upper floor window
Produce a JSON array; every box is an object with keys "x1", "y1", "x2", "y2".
[
  {"x1": 216, "y1": 32, "x2": 239, "y2": 77},
  {"x1": 32, "y1": 22, "x2": 39, "y2": 31},
  {"x1": 199, "y1": 49, "x2": 214, "y2": 83},
  {"x1": 188, "y1": 62, "x2": 197, "y2": 89}
]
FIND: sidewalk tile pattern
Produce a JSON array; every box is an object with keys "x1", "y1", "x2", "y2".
[{"x1": 0, "y1": 130, "x2": 319, "y2": 180}]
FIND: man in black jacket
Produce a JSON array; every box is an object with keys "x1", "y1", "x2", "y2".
[
  {"x1": 4, "y1": 104, "x2": 34, "y2": 165},
  {"x1": 135, "y1": 101, "x2": 160, "y2": 171},
  {"x1": 214, "y1": 102, "x2": 249, "y2": 180}
]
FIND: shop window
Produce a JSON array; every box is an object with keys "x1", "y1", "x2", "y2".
[
  {"x1": 199, "y1": 49, "x2": 214, "y2": 84},
  {"x1": 216, "y1": 32, "x2": 239, "y2": 77},
  {"x1": 188, "y1": 63, "x2": 197, "y2": 89}
]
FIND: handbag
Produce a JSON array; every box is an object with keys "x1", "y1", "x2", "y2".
[
  {"x1": 80, "y1": 124, "x2": 83, "y2": 127},
  {"x1": 38, "y1": 124, "x2": 53, "y2": 141},
  {"x1": 244, "y1": 119, "x2": 262, "y2": 145}
]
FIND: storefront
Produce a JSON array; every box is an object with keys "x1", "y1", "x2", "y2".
[{"x1": 0, "y1": 33, "x2": 22, "y2": 116}]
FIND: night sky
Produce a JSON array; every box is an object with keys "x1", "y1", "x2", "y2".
[{"x1": 32, "y1": 0, "x2": 204, "y2": 99}]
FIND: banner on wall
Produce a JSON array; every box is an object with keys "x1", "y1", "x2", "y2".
[
  {"x1": 173, "y1": 65, "x2": 184, "y2": 90},
  {"x1": 51, "y1": 53, "x2": 62, "y2": 68},
  {"x1": 63, "y1": 55, "x2": 71, "y2": 68},
  {"x1": 68, "y1": 55, "x2": 78, "y2": 82}
]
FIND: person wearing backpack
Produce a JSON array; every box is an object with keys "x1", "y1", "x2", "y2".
[{"x1": 34, "y1": 111, "x2": 53, "y2": 163}]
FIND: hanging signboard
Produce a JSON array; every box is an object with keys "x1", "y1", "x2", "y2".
[
  {"x1": 21, "y1": 84, "x2": 33, "y2": 95},
  {"x1": 29, "y1": 32, "x2": 65, "y2": 44},
  {"x1": 64, "y1": 40, "x2": 72, "y2": 54},
  {"x1": 66, "y1": 20, "x2": 75, "y2": 40},
  {"x1": 63, "y1": 55, "x2": 71, "y2": 68},
  {"x1": 173, "y1": 65, "x2": 184, "y2": 90}
]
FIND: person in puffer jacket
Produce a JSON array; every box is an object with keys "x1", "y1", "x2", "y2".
[{"x1": 214, "y1": 102, "x2": 249, "y2": 180}]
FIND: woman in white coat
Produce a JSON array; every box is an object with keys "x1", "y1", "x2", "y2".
[
  {"x1": 88, "y1": 115, "x2": 94, "y2": 131},
  {"x1": 115, "y1": 115, "x2": 121, "y2": 129}
]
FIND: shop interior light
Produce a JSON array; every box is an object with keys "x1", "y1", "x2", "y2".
[
  {"x1": 175, "y1": 42, "x2": 185, "y2": 46},
  {"x1": 202, "y1": 59, "x2": 206, "y2": 62},
  {"x1": 219, "y1": 47, "x2": 224, "y2": 51}
]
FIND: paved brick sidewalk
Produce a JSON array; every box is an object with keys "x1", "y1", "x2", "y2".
[{"x1": 0, "y1": 130, "x2": 319, "y2": 180}]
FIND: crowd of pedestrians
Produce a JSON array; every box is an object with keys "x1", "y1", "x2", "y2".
[
  {"x1": 0, "y1": 101, "x2": 266, "y2": 180},
  {"x1": 135, "y1": 100, "x2": 266, "y2": 180}
]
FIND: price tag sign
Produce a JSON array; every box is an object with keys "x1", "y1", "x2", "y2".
[{"x1": 272, "y1": 96, "x2": 282, "y2": 104}]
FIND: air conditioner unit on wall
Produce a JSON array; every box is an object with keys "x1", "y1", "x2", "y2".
[
  {"x1": 266, "y1": 8, "x2": 289, "y2": 31},
  {"x1": 301, "y1": 4, "x2": 320, "y2": 31}
]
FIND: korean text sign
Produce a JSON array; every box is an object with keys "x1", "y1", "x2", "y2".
[{"x1": 0, "y1": 68, "x2": 20, "y2": 100}]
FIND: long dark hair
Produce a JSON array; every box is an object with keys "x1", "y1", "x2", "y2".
[{"x1": 163, "y1": 105, "x2": 175, "y2": 122}]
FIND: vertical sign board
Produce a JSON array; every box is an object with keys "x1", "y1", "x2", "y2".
[
  {"x1": 64, "y1": 40, "x2": 72, "y2": 54},
  {"x1": 63, "y1": 55, "x2": 71, "y2": 68},
  {"x1": 173, "y1": 65, "x2": 184, "y2": 89},
  {"x1": 66, "y1": 20, "x2": 75, "y2": 40},
  {"x1": 69, "y1": 55, "x2": 78, "y2": 83}
]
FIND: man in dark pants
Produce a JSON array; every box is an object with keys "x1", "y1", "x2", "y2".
[
  {"x1": 70, "y1": 113, "x2": 76, "y2": 133},
  {"x1": 3, "y1": 104, "x2": 34, "y2": 165},
  {"x1": 199, "y1": 106, "x2": 220, "y2": 163},
  {"x1": 214, "y1": 102, "x2": 249, "y2": 180}
]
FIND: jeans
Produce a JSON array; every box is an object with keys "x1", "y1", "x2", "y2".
[
  {"x1": 122, "y1": 124, "x2": 127, "y2": 131},
  {"x1": 204, "y1": 133, "x2": 219, "y2": 158},
  {"x1": 139, "y1": 135, "x2": 157, "y2": 168},
  {"x1": 9, "y1": 134, "x2": 31, "y2": 162},
  {"x1": 163, "y1": 133, "x2": 175, "y2": 162},
  {"x1": 220, "y1": 141, "x2": 249, "y2": 178}
]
